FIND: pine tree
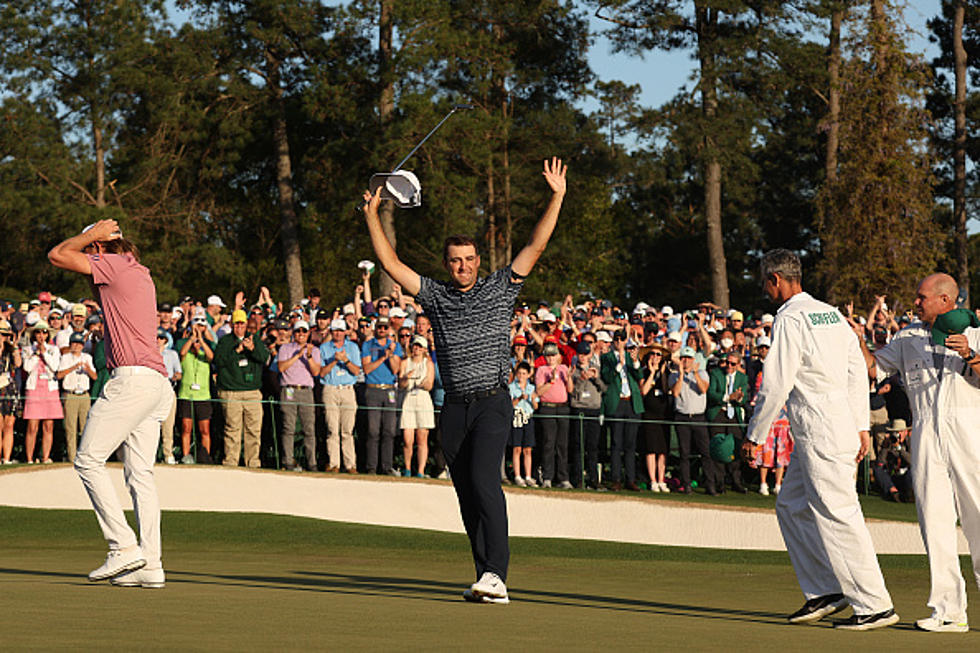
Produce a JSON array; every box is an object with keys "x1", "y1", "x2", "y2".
[{"x1": 816, "y1": 0, "x2": 942, "y2": 307}]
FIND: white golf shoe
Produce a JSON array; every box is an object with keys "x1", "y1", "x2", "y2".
[
  {"x1": 110, "y1": 567, "x2": 166, "y2": 589},
  {"x1": 464, "y1": 572, "x2": 509, "y2": 604},
  {"x1": 915, "y1": 615, "x2": 969, "y2": 633},
  {"x1": 759, "y1": 483, "x2": 770, "y2": 496},
  {"x1": 88, "y1": 548, "x2": 146, "y2": 582}
]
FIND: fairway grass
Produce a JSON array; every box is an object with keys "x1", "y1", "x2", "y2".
[{"x1": 0, "y1": 507, "x2": 975, "y2": 650}]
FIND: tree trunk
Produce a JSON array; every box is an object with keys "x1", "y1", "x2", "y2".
[
  {"x1": 93, "y1": 120, "x2": 106, "y2": 208},
  {"x1": 268, "y1": 56, "x2": 305, "y2": 307},
  {"x1": 696, "y1": 2, "x2": 730, "y2": 309},
  {"x1": 502, "y1": 114, "x2": 513, "y2": 265},
  {"x1": 952, "y1": 0, "x2": 969, "y2": 306},
  {"x1": 825, "y1": 5, "x2": 844, "y2": 183},
  {"x1": 377, "y1": 0, "x2": 397, "y2": 297},
  {"x1": 487, "y1": 144, "x2": 497, "y2": 271}
]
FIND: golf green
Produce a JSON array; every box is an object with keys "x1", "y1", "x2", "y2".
[{"x1": 0, "y1": 507, "x2": 975, "y2": 650}]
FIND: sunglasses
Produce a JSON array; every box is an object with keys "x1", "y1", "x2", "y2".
[
  {"x1": 376, "y1": 325, "x2": 389, "y2": 330},
  {"x1": 399, "y1": 334, "x2": 411, "y2": 338},
  {"x1": 650, "y1": 351, "x2": 662, "y2": 356},
  {"x1": 377, "y1": 303, "x2": 390, "y2": 309},
  {"x1": 294, "y1": 328, "x2": 309, "y2": 333}
]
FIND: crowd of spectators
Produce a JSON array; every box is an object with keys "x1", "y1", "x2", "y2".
[{"x1": 0, "y1": 274, "x2": 960, "y2": 501}]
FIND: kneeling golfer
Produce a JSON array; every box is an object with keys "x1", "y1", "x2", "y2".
[
  {"x1": 49, "y1": 220, "x2": 175, "y2": 588},
  {"x1": 362, "y1": 157, "x2": 566, "y2": 603}
]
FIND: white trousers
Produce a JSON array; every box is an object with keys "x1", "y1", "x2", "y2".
[
  {"x1": 74, "y1": 369, "x2": 175, "y2": 567},
  {"x1": 910, "y1": 425, "x2": 980, "y2": 623},
  {"x1": 775, "y1": 434, "x2": 893, "y2": 615}
]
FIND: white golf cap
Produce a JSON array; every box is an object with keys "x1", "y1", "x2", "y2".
[
  {"x1": 389, "y1": 306, "x2": 407, "y2": 318},
  {"x1": 756, "y1": 335, "x2": 772, "y2": 348},
  {"x1": 357, "y1": 260, "x2": 375, "y2": 273},
  {"x1": 293, "y1": 320, "x2": 310, "y2": 331},
  {"x1": 761, "y1": 313, "x2": 774, "y2": 324},
  {"x1": 667, "y1": 331, "x2": 683, "y2": 343},
  {"x1": 342, "y1": 303, "x2": 356, "y2": 315},
  {"x1": 596, "y1": 331, "x2": 613, "y2": 342},
  {"x1": 370, "y1": 171, "x2": 422, "y2": 208},
  {"x1": 329, "y1": 318, "x2": 347, "y2": 331},
  {"x1": 661, "y1": 305, "x2": 673, "y2": 317},
  {"x1": 207, "y1": 294, "x2": 226, "y2": 307},
  {"x1": 536, "y1": 307, "x2": 553, "y2": 321}
]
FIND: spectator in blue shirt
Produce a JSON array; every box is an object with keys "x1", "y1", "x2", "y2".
[
  {"x1": 509, "y1": 361, "x2": 538, "y2": 487},
  {"x1": 360, "y1": 316, "x2": 403, "y2": 474},
  {"x1": 319, "y1": 319, "x2": 362, "y2": 473}
]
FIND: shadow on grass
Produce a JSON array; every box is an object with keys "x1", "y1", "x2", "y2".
[{"x1": 170, "y1": 568, "x2": 789, "y2": 625}]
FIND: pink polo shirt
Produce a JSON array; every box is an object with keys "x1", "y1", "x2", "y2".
[
  {"x1": 88, "y1": 253, "x2": 166, "y2": 377},
  {"x1": 535, "y1": 364, "x2": 570, "y2": 404}
]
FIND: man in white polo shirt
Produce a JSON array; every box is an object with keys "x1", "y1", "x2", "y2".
[
  {"x1": 48, "y1": 219, "x2": 175, "y2": 588},
  {"x1": 56, "y1": 332, "x2": 96, "y2": 462}
]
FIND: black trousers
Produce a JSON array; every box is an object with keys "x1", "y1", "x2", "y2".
[
  {"x1": 675, "y1": 412, "x2": 712, "y2": 491},
  {"x1": 707, "y1": 411, "x2": 744, "y2": 491},
  {"x1": 569, "y1": 407, "x2": 601, "y2": 488},
  {"x1": 536, "y1": 404, "x2": 569, "y2": 483},
  {"x1": 609, "y1": 398, "x2": 638, "y2": 483},
  {"x1": 441, "y1": 391, "x2": 512, "y2": 582}
]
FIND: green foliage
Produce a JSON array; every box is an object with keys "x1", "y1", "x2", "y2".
[
  {"x1": 816, "y1": 1, "x2": 943, "y2": 307},
  {"x1": 0, "y1": 0, "x2": 960, "y2": 314}
]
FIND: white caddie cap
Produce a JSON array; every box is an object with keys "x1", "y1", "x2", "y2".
[
  {"x1": 207, "y1": 295, "x2": 226, "y2": 308},
  {"x1": 756, "y1": 335, "x2": 772, "y2": 348},
  {"x1": 329, "y1": 319, "x2": 347, "y2": 331},
  {"x1": 292, "y1": 320, "x2": 310, "y2": 331},
  {"x1": 595, "y1": 331, "x2": 613, "y2": 343},
  {"x1": 661, "y1": 305, "x2": 673, "y2": 317}
]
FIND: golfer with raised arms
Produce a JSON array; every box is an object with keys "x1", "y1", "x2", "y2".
[
  {"x1": 49, "y1": 219, "x2": 175, "y2": 588},
  {"x1": 743, "y1": 249, "x2": 897, "y2": 630},
  {"x1": 362, "y1": 157, "x2": 566, "y2": 604}
]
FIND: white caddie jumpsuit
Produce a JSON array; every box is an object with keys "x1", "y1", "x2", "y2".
[
  {"x1": 746, "y1": 292, "x2": 893, "y2": 615},
  {"x1": 871, "y1": 322, "x2": 980, "y2": 623}
]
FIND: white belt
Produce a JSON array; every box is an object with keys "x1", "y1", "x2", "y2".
[{"x1": 111, "y1": 366, "x2": 161, "y2": 378}]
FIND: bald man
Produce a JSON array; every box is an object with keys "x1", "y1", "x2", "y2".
[{"x1": 858, "y1": 273, "x2": 980, "y2": 633}]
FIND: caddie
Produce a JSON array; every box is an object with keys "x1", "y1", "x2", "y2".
[
  {"x1": 857, "y1": 273, "x2": 980, "y2": 633},
  {"x1": 743, "y1": 249, "x2": 897, "y2": 631}
]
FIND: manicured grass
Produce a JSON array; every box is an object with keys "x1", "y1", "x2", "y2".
[{"x1": 0, "y1": 507, "x2": 975, "y2": 650}]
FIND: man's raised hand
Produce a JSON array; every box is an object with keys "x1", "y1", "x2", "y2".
[
  {"x1": 86, "y1": 219, "x2": 122, "y2": 242},
  {"x1": 362, "y1": 187, "x2": 382, "y2": 218},
  {"x1": 542, "y1": 157, "x2": 567, "y2": 195}
]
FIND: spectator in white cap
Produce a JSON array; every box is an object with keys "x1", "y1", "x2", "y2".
[
  {"x1": 669, "y1": 344, "x2": 713, "y2": 494},
  {"x1": 277, "y1": 319, "x2": 321, "y2": 471},
  {"x1": 205, "y1": 294, "x2": 228, "y2": 334},
  {"x1": 318, "y1": 318, "x2": 361, "y2": 473},
  {"x1": 595, "y1": 329, "x2": 612, "y2": 355},
  {"x1": 665, "y1": 331, "x2": 683, "y2": 364},
  {"x1": 22, "y1": 320, "x2": 63, "y2": 463}
]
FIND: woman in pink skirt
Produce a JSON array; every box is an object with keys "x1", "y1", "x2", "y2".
[
  {"x1": 749, "y1": 367, "x2": 792, "y2": 496},
  {"x1": 22, "y1": 320, "x2": 63, "y2": 463}
]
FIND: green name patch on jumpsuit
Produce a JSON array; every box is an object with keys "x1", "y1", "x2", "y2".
[{"x1": 807, "y1": 311, "x2": 841, "y2": 327}]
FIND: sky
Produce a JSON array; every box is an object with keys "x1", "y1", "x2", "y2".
[{"x1": 585, "y1": 0, "x2": 942, "y2": 113}]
